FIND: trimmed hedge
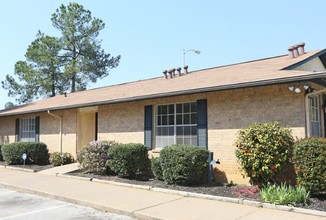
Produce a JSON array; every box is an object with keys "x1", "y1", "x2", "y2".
[
  {"x1": 0, "y1": 145, "x2": 3, "y2": 161},
  {"x1": 1, "y1": 142, "x2": 49, "y2": 165},
  {"x1": 77, "y1": 140, "x2": 116, "y2": 174},
  {"x1": 151, "y1": 157, "x2": 163, "y2": 180},
  {"x1": 107, "y1": 143, "x2": 151, "y2": 180},
  {"x1": 294, "y1": 138, "x2": 326, "y2": 195},
  {"x1": 50, "y1": 152, "x2": 74, "y2": 166},
  {"x1": 159, "y1": 144, "x2": 209, "y2": 186}
]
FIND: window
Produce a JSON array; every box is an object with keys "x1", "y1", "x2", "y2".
[
  {"x1": 309, "y1": 96, "x2": 320, "y2": 137},
  {"x1": 20, "y1": 118, "x2": 36, "y2": 142},
  {"x1": 155, "y1": 102, "x2": 197, "y2": 148}
]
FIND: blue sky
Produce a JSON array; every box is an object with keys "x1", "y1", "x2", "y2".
[{"x1": 1, "y1": 0, "x2": 326, "y2": 109}]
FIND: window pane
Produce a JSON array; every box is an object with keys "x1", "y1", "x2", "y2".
[
  {"x1": 184, "y1": 126, "x2": 190, "y2": 135},
  {"x1": 176, "y1": 104, "x2": 182, "y2": 113},
  {"x1": 191, "y1": 113, "x2": 197, "y2": 124},
  {"x1": 162, "y1": 127, "x2": 168, "y2": 136},
  {"x1": 168, "y1": 126, "x2": 174, "y2": 136},
  {"x1": 191, "y1": 126, "x2": 197, "y2": 135},
  {"x1": 169, "y1": 115, "x2": 174, "y2": 125},
  {"x1": 162, "y1": 105, "x2": 167, "y2": 114},
  {"x1": 183, "y1": 114, "x2": 190, "y2": 124},
  {"x1": 157, "y1": 115, "x2": 161, "y2": 125},
  {"x1": 184, "y1": 103, "x2": 190, "y2": 113},
  {"x1": 176, "y1": 126, "x2": 183, "y2": 136},
  {"x1": 184, "y1": 138, "x2": 191, "y2": 145},
  {"x1": 176, "y1": 138, "x2": 183, "y2": 144},
  {"x1": 158, "y1": 106, "x2": 162, "y2": 115},
  {"x1": 191, "y1": 102, "x2": 197, "y2": 112},
  {"x1": 168, "y1": 104, "x2": 174, "y2": 114},
  {"x1": 176, "y1": 115, "x2": 182, "y2": 125},
  {"x1": 162, "y1": 115, "x2": 167, "y2": 125}
]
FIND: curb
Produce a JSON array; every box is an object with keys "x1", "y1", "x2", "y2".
[{"x1": 0, "y1": 165, "x2": 36, "y2": 173}]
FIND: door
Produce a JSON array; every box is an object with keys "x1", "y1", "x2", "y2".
[{"x1": 77, "y1": 107, "x2": 98, "y2": 152}]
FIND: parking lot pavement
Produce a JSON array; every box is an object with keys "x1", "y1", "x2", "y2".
[{"x1": 0, "y1": 188, "x2": 133, "y2": 220}]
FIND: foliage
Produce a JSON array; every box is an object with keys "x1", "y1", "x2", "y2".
[
  {"x1": 260, "y1": 183, "x2": 310, "y2": 206},
  {"x1": 2, "y1": 3, "x2": 120, "y2": 104},
  {"x1": 235, "y1": 122, "x2": 294, "y2": 186},
  {"x1": 1, "y1": 142, "x2": 49, "y2": 165},
  {"x1": 51, "y1": 3, "x2": 120, "y2": 92},
  {"x1": 293, "y1": 138, "x2": 326, "y2": 195},
  {"x1": 107, "y1": 143, "x2": 151, "y2": 180},
  {"x1": 0, "y1": 145, "x2": 3, "y2": 161},
  {"x1": 151, "y1": 156, "x2": 163, "y2": 180},
  {"x1": 159, "y1": 144, "x2": 209, "y2": 186},
  {"x1": 2, "y1": 32, "x2": 66, "y2": 104},
  {"x1": 77, "y1": 140, "x2": 116, "y2": 174},
  {"x1": 4, "y1": 102, "x2": 15, "y2": 109},
  {"x1": 50, "y1": 152, "x2": 74, "y2": 166}
]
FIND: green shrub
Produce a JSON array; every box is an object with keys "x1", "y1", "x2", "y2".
[
  {"x1": 235, "y1": 122, "x2": 294, "y2": 186},
  {"x1": 107, "y1": 143, "x2": 151, "y2": 180},
  {"x1": 77, "y1": 140, "x2": 116, "y2": 174},
  {"x1": 1, "y1": 142, "x2": 49, "y2": 165},
  {"x1": 159, "y1": 144, "x2": 209, "y2": 186},
  {"x1": 260, "y1": 183, "x2": 310, "y2": 206},
  {"x1": 151, "y1": 157, "x2": 163, "y2": 180},
  {"x1": 50, "y1": 152, "x2": 74, "y2": 166},
  {"x1": 0, "y1": 145, "x2": 3, "y2": 161},
  {"x1": 293, "y1": 138, "x2": 326, "y2": 195}
]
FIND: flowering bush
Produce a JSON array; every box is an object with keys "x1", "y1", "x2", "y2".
[
  {"x1": 235, "y1": 122, "x2": 294, "y2": 186},
  {"x1": 50, "y1": 152, "x2": 74, "y2": 166},
  {"x1": 77, "y1": 140, "x2": 117, "y2": 174}
]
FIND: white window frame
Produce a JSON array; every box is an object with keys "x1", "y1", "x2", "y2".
[
  {"x1": 309, "y1": 96, "x2": 321, "y2": 137},
  {"x1": 155, "y1": 101, "x2": 197, "y2": 148},
  {"x1": 20, "y1": 118, "x2": 36, "y2": 142}
]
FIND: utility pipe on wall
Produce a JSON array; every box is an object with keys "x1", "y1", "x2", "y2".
[
  {"x1": 305, "y1": 87, "x2": 326, "y2": 137},
  {"x1": 47, "y1": 110, "x2": 63, "y2": 153}
]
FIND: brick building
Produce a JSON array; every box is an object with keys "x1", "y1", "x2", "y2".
[{"x1": 1, "y1": 44, "x2": 326, "y2": 183}]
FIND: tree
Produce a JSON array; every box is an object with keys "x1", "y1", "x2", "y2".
[
  {"x1": 2, "y1": 32, "x2": 66, "y2": 103},
  {"x1": 2, "y1": 3, "x2": 120, "y2": 103},
  {"x1": 4, "y1": 102, "x2": 15, "y2": 109},
  {"x1": 51, "y1": 3, "x2": 120, "y2": 92}
]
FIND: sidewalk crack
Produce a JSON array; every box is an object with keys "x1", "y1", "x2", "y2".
[{"x1": 132, "y1": 196, "x2": 185, "y2": 213}]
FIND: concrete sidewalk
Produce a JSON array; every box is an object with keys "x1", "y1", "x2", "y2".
[{"x1": 0, "y1": 166, "x2": 325, "y2": 220}]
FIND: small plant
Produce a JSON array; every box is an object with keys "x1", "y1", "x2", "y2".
[
  {"x1": 107, "y1": 143, "x2": 151, "y2": 180},
  {"x1": 159, "y1": 144, "x2": 209, "y2": 186},
  {"x1": 235, "y1": 122, "x2": 294, "y2": 186},
  {"x1": 293, "y1": 138, "x2": 326, "y2": 195},
  {"x1": 50, "y1": 152, "x2": 74, "y2": 166},
  {"x1": 260, "y1": 183, "x2": 310, "y2": 206},
  {"x1": 77, "y1": 140, "x2": 116, "y2": 174},
  {"x1": 232, "y1": 186, "x2": 259, "y2": 199}
]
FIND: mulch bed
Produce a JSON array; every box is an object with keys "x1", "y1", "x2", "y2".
[{"x1": 1, "y1": 162, "x2": 325, "y2": 212}]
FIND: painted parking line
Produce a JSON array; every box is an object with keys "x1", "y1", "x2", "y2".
[{"x1": 0, "y1": 204, "x2": 72, "y2": 220}]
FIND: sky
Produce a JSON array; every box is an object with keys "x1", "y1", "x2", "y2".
[{"x1": 0, "y1": 0, "x2": 326, "y2": 109}]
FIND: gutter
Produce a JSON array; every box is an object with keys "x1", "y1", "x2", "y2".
[
  {"x1": 47, "y1": 110, "x2": 63, "y2": 153},
  {"x1": 305, "y1": 88, "x2": 326, "y2": 137}
]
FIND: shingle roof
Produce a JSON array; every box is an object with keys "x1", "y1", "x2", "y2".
[{"x1": 1, "y1": 49, "x2": 326, "y2": 116}]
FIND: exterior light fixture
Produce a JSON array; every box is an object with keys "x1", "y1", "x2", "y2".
[
  {"x1": 295, "y1": 87, "x2": 301, "y2": 93},
  {"x1": 304, "y1": 84, "x2": 310, "y2": 90},
  {"x1": 183, "y1": 49, "x2": 201, "y2": 67},
  {"x1": 288, "y1": 86, "x2": 294, "y2": 91}
]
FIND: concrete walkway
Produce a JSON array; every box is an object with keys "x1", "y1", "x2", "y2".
[{"x1": 0, "y1": 165, "x2": 325, "y2": 220}]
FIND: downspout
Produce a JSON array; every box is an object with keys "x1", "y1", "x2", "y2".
[
  {"x1": 305, "y1": 88, "x2": 326, "y2": 137},
  {"x1": 47, "y1": 110, "x2": 63, "y2": 153}
]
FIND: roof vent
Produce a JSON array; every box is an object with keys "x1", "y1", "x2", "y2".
[{"x1": 163, "y1": 66, "x2": 188, "y2": 79}]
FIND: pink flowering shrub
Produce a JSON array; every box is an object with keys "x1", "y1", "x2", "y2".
[{"x1": 77, "y1": 140, "x2": 117, "y2": 174}]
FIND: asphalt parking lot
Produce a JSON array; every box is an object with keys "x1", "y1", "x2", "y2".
[{"x1": 0, "y1": 188, "x2": 133, "y2": 220}]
